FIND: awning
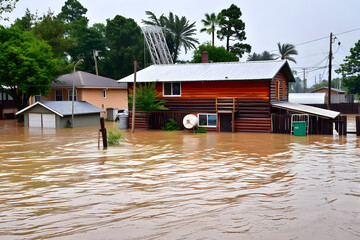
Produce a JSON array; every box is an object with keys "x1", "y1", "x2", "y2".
[{"x1": 272, "y1": 102, "x2": 340, "y2": 119}]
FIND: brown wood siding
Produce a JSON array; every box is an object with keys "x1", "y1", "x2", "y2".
[
  {"x1": 270, "y1": 69, "x2": 288, "y2": 102},
  {"x1": 154, "y1": 81, "x2": 270, "y2": 100},
  {"x1": 235, "y1": 100, "x2": 271, "y2": 133}
]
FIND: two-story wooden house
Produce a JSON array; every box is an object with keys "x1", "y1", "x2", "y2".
[{"x1": 119, "y1": 60, "x2": 297, "y2": 133}]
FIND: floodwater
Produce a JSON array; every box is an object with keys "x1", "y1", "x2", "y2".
[{"x1": 0, "y1": 120, "x2": 359, "y2": 240}]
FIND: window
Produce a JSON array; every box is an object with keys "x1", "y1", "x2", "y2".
[
  {"x1": 282, "y1": 81, "x2": 286, "y2": 99},
  {"x1": 103, "y1": 89, "x2": 106, "y2": 98},
  {"x1": 275, "y1": 80, "x2": 280, "y2": 99},
  {"x1": 35, "y1": 94, "x2": 41, "y2": 102},
  {"x1": 68, "y1": 89, "x2": 77, "y2": 101},
  {"x1": 198, "y1": 114, "x2": 217, "y2": 127},
  {"x1": 55, "y1": 90, "x2": 63, "y2": 101},
  {"x1": 163, "y1": 82, "x2": 181, "y2": 96}
]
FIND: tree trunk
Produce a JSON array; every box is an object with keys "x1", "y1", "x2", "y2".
[
  {"x1": 212, "y1": 26, "x2": 215, "y2": 47},
  {"x1": 226, "y1": 36, "x2": 230, "y2": 52}
]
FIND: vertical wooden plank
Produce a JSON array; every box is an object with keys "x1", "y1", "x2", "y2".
[{"x1": 356, "y1": 116, "x2": 360, "y2": 136}]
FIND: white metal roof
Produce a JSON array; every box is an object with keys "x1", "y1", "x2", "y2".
[
  {"x1": 16, "y1": 101, "x2": 105, "y2": 117},
  {"x1": 118, "y1": 60, "x2": 293, "y2": 83},
  {"x1": 289, "y1": 93, "x2": 326, "y2": 104},
  {"x1": 272, "y1": 102, "x2": 340, "y2": 119}
]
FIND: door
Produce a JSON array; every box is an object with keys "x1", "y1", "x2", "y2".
[
  {"x1": 220, "y1": 113, "x2": 232, "y2": 132},
  {"x1": 29, "y1": 113, "x2": 42, "y2": 127},
  {"x1": 42, "y1": 114, "x2": 56, "y2": 128}
]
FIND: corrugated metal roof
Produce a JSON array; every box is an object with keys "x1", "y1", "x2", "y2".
[
  {"x1": 272, "y1": 102, "x2": 340, "y2": 119},
  {"x1": 53, "y1": 71, "x2": 127, "y2": 89},
  {"x1": 16, "y1": 101, "x2": 104, "y2": 116},
  {"x1": 289, "y1": 93, "x2": 326, "y2": 104},
  {"x1": 311, "y1": 87, "x2": 346, "y2": 93},
  {"x1": 118, "y1": 60, "x2": 294, "y2": 83}
]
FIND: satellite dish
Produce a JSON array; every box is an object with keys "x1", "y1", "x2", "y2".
[{"x1": 183, "y1": 114, "x2": 198, "y2": 129}]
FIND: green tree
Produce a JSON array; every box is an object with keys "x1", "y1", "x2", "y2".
[
  {"x1": 103, "y1": 15, "x2": 143, "y2": 79},
  {"x1": 129, "y1": 82, "x2": 168, "y2": 129},
  {"x1": 142, "y1": 11, "x2": 199, "y2": 62},
  {"x1": 200, "y1": 13, "x2": 221, "y2": 47},
  {"x1": 33, "y1": 11, "x2": 77, "y2": 59},
  {"x1": 0, "y1": 27, "x2": 59, "y2": 111},
  {"x1": 247, "y1": 51, "x2": 276, "y2": 61},
  {"x1": 192, "y1": 42, "x2": 238, "y2": 63},
  {"x1": 336, "y1": 40, "x2": 360, "y2": 94},
  {"x1": 57, "y1": 0, "x2": 87, "y2": 23},
  {"x1": 276, "y1": 42, "x2": 298, "y2": 63},
  {"x1": 66, "y1": 18, "x2": 106, "y2": 73},
  {"x1": 12, "y1": 8, "x2": 37, "y2": 31},
  {"x1": 0, "y1": 0, "x2": 18, "y2": 20},
  {"x1": 289, "y1": 76, "x2": 303, "y2": 93},
  {"x1": 217, "y1": 4, "x2": 251, "y2": 58}
]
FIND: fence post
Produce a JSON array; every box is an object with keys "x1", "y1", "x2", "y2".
[
  {"x1": 356, "y1": 116, "x2": 360, "y2": 136},
  {"x1": 100, "y1": 117, "x2": 107, "y2": 149}
]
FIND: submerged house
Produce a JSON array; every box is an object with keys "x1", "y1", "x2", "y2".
[
  {"x1": 30, "y1": 71, "x2": 128, "y2": 117},
  {"x1": 16, "y1": 101, "x2": 104, "y2": 128},
  {"x1": 118, "y1": 60, "x2": 340, "y2": 133}
]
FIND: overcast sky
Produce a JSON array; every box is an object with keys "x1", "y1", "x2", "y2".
[{"x1": 2, "y1": 0, "x2": 360, "y2": 87}]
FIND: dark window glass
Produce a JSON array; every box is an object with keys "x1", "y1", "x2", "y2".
[
  {"x1": 164, "y1": 83, "x2": 172, "y2": 96},
  {"x1": 172, "y1": 83, "x2": 181, "y2": 95},
  {"x1": 35, "y1": 95, "x2": 41, "y2": 102},
  {"x1": 199, "y1": 115, "x2": 207, "y2": 126},
  {"x1": 55, "y1": 90, "x2": 62, "y2": 101}
]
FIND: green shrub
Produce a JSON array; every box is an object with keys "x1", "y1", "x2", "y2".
[
  {"x1": 107, "y1": 124, "x2": 125, "y2": 145},
  {"x1": 162, "y1": 119, "x2": 181, "y2": 131},
  {"x1": 195, "y1": 127, "x2": 207, "y2": 133}
]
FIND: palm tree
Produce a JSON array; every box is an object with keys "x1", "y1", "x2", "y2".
[
  {"x1": 200, "y1": 13, "x2": 221, "y2": 46},
  {"x1": 142, "y1": 11, "x2": 199, "y2": 62},
  {"x1": 276, "y1": 42, "x2": 298, "y2": 63}
]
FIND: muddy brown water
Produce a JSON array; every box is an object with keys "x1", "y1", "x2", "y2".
[{"x1": 0, "y1": 120, "x2": 359, "y2": 240}]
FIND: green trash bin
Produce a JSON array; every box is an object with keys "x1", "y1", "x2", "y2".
[{"x1": 293, "y1": 121, "x2": 307, "y2": 136}]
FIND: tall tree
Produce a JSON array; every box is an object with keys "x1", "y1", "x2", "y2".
[
  {"x1": 12, "y1": 8, "x2": 37, "y2": 31},
  {"x1": 336, "y1": 40, "x2": 360, "y2": 94},
  {"x1": 0, "y1": 0, "x2": 18, "y2": 20},
  {"x1": 200, "y1": 13, "x2": 221, "y2": 47},
  {"x1": 247, "y1": 51, "x2": 276, "y2": 61},
  {"x1": 276, "y1": 42, "x2": 298, "y2": 63},
  {"x1": 57, "y1": 0, "x2": 88, "y2": 23},
  {"x1": 142, "y1": 11, "x2": 199, "y2": 62},
  {"x1": 0, "y1": 27, "x2": 60, "y2": 110},
  {"x1": 33, "y1": 11, "x2": 77, "y2": 59},
  {"x1": 217, "y1": 4, "x2": 251, "y2": 58},
  {"x1": 192, "y1": 42, "x2": 238, "y2": 63},
  {"x1": 103, "y1": 15, "x2": 143, "y2": 79}
]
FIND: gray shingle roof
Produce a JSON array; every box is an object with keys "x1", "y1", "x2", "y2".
[
  {"x1": 16, "y1": 101, "x2": 105, "y2": 117},
  {"x1": 118, "y1": 60, "x2": 295, "y2": 83},
  {"x1": 53, "y1": 71, "x2": 127, "y2": 89}
]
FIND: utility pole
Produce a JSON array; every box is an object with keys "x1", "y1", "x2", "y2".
[
  {"x1": 303, "y1": 68, "x2": 306, "y2": 93},
  {"x1": 131, "y1": 61, "x2": 137, "y2": 133},
  {"x1": 93, "y1": 50, "x2": 99, "y2": 76},
  {"x1": 328, "y1": 32, "x2": 333, "y2": 110}
]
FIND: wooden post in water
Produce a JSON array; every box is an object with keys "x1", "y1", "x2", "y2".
[
  {"x1": 131, "y1": 61, "x2": 137, "y2": 133},
  {"x1": 356, "y1": 116, "x2": 360, "y2": 136},
  {"x1": 100, "y1": 117, "x2": 107, "y2": 149}
]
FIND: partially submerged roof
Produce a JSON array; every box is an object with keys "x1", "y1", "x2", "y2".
[
  {"x1": 289, "y1": 93, "x2": 326, "y2": 104},
  {"x1": 272, "y1": 101, "x2": 340, "y2": 119},
  {"x1": 118, "y1": 60, "x2": 295, "y2": 83},
  {"x1": 16, "y1": 101, "x2": 105, "y2": 117},
  {"x1": 311, "y1": 87, "x2": 346, "y2": 93},
  {"x1": 53, "y1": 71, "x2": 127, "y2": 89}
]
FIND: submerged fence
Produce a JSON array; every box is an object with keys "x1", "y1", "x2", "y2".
[
  {"x1": 307, "y1": 103, "x2": 360, "y2": 114},
  {"x1": 272, "y1": 114, "x2": 347, "y2": 135}
]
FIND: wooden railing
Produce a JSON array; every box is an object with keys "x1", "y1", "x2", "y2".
[{"x1": 216, "y1": 97, "x2": 238, "y2": 113}]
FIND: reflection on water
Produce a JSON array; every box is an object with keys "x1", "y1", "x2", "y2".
[{"x1": 0, "y1": 120, "x2": 359, "y2": 240}]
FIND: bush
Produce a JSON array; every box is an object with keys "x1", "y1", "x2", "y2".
[
  {"x1": 195, "y1": 127, "x2": 207, "y2": 133},
  {"x1": 107, "y1": 124, "x2": 125, "y2": 145},
  {"x1": 162, "y1": 119, "x2": 181, "y2": 131}
]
